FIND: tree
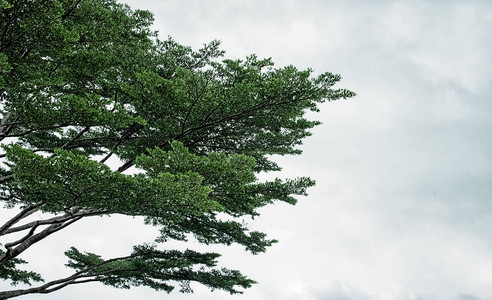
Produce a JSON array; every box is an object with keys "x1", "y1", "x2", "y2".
[{"x1": 0, "y1": 0, "x2": 355, "y2": 298}]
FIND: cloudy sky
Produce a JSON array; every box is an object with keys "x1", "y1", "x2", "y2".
[{"x1": 3, "y1": 0, "x2": 492, "y2": 299}]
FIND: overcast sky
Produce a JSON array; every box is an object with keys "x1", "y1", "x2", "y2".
[{"x1": 3, "y1": 0, "x2": 492, "y2": 299}]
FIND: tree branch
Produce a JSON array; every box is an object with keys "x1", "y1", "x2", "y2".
[
  {"x1": 0, "y1": 112, "x2": 11, "y2": 134},
  {"x1": 40, "y1": 278, "x2": 101, "y2": 294},
  {"x1": 61, "y1": 0, "x2": 84, "y2": 20},
  {"x1": 0, "y1": 209, "x2": 101, "y2": 236},
  {"x1": 100, "y1": 123, "x2": 143, "y2": 164},
  {"x1": 0, "y1": 123, "x2": 71, "y2": 139},
  {"x1": 48, "y1": 126, "x2": 91, "y2": 158},
  {"x1": 0, "y1": 252, "x2": 138, "y2": 299},
  {"x1": 180, "y1": 74, "x2": 212, "y2": 135},
  {"x1": 0, "y1": 116, "x2": 21, "y2": 143},
  {"x1": 0, "y1": 271, "x2": 91, "y2": 299},
  {"x1": 0, "y1": 174, "x2": 14, "y2": 183},
  {"x1": 0, "y1": 217, "x2": 83, "y2": 264},
  {"x1": 4, "y1": 223, "x2": 38, "y2": 250},
  {"x1": 0, "y1": 202, "x2": 44, "y2": 235},
  {"x1": 116, "y1": 97, "x2": 288, "y2": 173}
]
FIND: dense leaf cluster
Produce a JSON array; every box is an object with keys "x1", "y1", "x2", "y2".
[{"x1": 0, "y1": 0, "x2": 354, "y2": 298}]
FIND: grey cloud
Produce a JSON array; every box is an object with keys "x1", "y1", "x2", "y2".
[
  {"x1": 455, "y1": 295, "x2": 482, "y2": 300},
  {"x1": 310, "y1": 284, "x2": 372, "y2": 300}
]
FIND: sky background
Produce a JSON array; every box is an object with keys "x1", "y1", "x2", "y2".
[{"x1": 2, "y1": 0, "x2": 492, "y2": 299}]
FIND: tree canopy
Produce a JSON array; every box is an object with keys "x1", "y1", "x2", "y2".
[{"x1": 0, "y1": 0, "x2": 355, "y2": 298}]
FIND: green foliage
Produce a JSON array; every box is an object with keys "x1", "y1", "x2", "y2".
[
  {"x1": 0, "y1": 0, "x2": 354, "y2": 297},
  {"x1": 0, "y1": 249, "x2": 43, "y2": 286},
  {"x1": 3, "y1": 142, "x2": 221, "y2": 217},
  {"x1": 64, "y1": 245, "x2": 255, "y2": 294}
]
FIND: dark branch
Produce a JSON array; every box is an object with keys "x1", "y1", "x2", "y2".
[
  {"x1": 100, "y1": 123, "x2": 143, "y2": 164},
  {"x1": 62, "y1": 0, "x2": 84, "y2": 20}
]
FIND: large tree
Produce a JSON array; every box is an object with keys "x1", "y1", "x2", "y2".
[{"x1": 0, "y1": 0, "x2": 355, "y2": 298}]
